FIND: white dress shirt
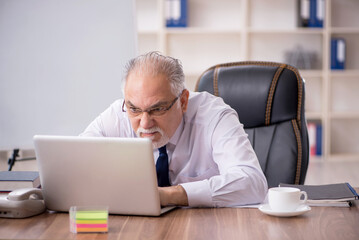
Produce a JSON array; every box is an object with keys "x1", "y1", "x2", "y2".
[{"x1": 81, "y1": 91, "x2": 268, "y2": 207}]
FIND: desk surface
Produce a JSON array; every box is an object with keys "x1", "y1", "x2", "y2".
[{"x1": 0, "y1": 201, "x2": 358, "y2": 240}]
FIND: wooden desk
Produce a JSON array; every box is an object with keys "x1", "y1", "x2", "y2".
[{"x1": 0, "y1": 201, "x2": 358, "y2": 240}]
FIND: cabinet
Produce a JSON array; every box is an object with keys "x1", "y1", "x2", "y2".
[{"x1": 135, "y1": 0, "x2": 359, "y2": 161}]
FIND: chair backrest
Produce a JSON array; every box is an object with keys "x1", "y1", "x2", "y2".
[{"x1": 195, "y1": 61, "x2": 309, "y2": 187}]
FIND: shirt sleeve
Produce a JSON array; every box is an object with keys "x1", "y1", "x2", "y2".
[
  {"x1": 181, "y1": 111, "x2": 268, "y2": 207},
  {"x1": 80, "y1": 99, "x2": 133, "y2": 138},
  {"x1": 80, "y1": 114, "x2": 106, "y2": 137}
]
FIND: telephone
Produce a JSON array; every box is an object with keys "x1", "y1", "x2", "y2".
[{"x1": 0, "y1": 188, "x2": 46, "y2": 218}]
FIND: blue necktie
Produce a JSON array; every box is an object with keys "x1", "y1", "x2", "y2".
[{"x1": 156, "y1": 145, "x2": 170, "y2": 187}]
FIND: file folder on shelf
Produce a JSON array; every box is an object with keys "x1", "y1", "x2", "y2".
[
  {"x1": 308, "y1": 122, "x2": 322, "y2": 157},
  {"x1": 308, "y1": 0, "x2": 324, "y2": 28},
  {"x1": 166, "y1": 0, "x2": 187, "y2": 28},
  {"x1": 298, "y1": 0, "x2": 310, "y2": 27},
  {"x1": 331, "y1": 38, "x2": 346, "y2": 70}
]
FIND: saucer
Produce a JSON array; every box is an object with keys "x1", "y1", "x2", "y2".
[{"x1": 258, "y1": 204, "x2": 311, "y2": 217}]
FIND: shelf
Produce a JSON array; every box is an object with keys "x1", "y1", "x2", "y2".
[
  {"x1": 330, "y1": 27, "x2": 359, "y2": 34},
  {"x1": 327, "y1": 154, "x2": 359, "y2": 162},
  {"x1": 248, "y1": 28, "x2": 324, "y2": 34},
  {"x1": 165, "y1": 27, "x2": 243, "y2": 35},
  {"x1": 330, "y1": 112, "x2": 359, "y2": 119},
  {"x1": 136, "y1": 0, "x2": 359, "y2": 161},
  {"x1": 330, "y1": 70, "x2": 359, "y2": 77}
]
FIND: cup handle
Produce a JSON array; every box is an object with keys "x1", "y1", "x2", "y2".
[{"x1": 300, "y1": 191, "x2": 308, "y2": 204}]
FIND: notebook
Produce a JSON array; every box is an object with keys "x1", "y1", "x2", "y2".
[
  {"x1": 279, "y1": 183, "x2": 359, "y2": 207},
  {"x1": 0, "y1": 171, "x2": 40, "y2": 192},
  {"x1": 33, "y1": 135, "x2": 175, "y2": 216}
]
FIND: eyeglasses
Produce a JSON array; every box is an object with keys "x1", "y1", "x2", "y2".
[{"x1": 122, "y1": 94, "x2": 181, "y2": 117}]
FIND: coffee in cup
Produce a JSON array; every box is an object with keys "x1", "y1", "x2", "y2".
[{"x1": 268, "y1": 187, "x2": 307, "y2": 212}]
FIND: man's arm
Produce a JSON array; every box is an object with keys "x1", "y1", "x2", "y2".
[
  {"x1": 178, "y1": 111, "x2": 268, "y2": 207},
  {"x1": 80, "y1": 99, "x2": 134, "y2": 138},
  {"x1": 158, "y1": 185, "x2": 188, "y2": 206}
]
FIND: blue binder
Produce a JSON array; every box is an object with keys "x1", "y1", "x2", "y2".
[
  {"x1": 166, "y1": 0, "x2": 187, "y2": 28},
  {"x1": 331, "y1": 38, "x2": 346, "y2": 70},
  {"x1": 308, "y1": 0, "x2": 324, "y2": 28},
  {"x1": 316, "y1": 124, "x2": 322, "y2": 156},
  {"x1": 298, "y1": 0, "x2": 310, "y2": 27}
]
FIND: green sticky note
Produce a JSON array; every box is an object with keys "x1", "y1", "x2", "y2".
[{"x1": 76, "y1": 211, "x2": 108, "y2": 220}]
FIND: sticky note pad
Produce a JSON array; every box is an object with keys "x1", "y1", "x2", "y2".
[{"x1": 70, "y1": 206, "x2": 109, "y2": 233}]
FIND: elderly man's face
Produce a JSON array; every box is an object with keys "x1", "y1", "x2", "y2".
[{"x1": 124, "y1": 72, "x2": 189, "y2": 148}]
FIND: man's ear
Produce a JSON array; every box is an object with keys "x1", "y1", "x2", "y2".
[{"x1": 180, "y1": 89, "x2": 190, "y2": 113}]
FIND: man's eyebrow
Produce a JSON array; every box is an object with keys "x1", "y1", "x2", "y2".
[
  {"x1": 126, "y1": 100, "x2": 169, "y2": 109},
  {"x1": 125, "y1": 101, "x2": 138, "y2": 108}
]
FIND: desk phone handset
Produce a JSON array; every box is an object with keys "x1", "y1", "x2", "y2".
[{"x1": 0, "y1": 188, "x2": 46, "y2": 218}]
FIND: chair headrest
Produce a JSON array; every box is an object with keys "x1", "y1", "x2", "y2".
[{"x1": 195, "y1": 62, "x2": 304, "y2": 128}]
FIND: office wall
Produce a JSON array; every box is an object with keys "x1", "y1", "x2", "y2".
[{"x1": 0, "y1": 0, "x2": 137, "y2": 150}]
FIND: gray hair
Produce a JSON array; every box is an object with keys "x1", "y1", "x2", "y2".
[{"x1": 123, "y1": 51, "x2": 186, "y2": 96}]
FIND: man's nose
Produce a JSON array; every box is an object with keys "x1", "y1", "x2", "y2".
[{"x1": 139, "y1": 112, "x2": 154, "y2": 129}]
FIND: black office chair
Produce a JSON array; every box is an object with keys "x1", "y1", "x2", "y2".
[{"x1": 195, "y1": 61, "x2": 309, "y2": 188}]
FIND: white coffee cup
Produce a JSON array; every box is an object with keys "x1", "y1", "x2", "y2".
[{"x1": 268, "y1": 187, "x2": 308, "y2": 212}]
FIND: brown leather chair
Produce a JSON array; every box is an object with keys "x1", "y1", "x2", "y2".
[{"x1": 195, "y1": 61, "x2": 309, "y2": 187}]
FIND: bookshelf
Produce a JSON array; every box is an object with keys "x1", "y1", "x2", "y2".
[{"x1": 135, "y1": 0, "x2": 359, "y2": 162}]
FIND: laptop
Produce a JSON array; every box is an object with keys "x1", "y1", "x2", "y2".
[{"x1": 33, "y1": 135, "x2": 175, "y2": 216}]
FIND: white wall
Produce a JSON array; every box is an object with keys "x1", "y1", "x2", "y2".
[{"x1": 0, "y1": 0, "x2": 137, "y2": 150}]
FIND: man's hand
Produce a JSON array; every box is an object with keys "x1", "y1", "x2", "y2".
[{"x1": 158, "y1": 185, "x2": 189, "y2": 206}]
